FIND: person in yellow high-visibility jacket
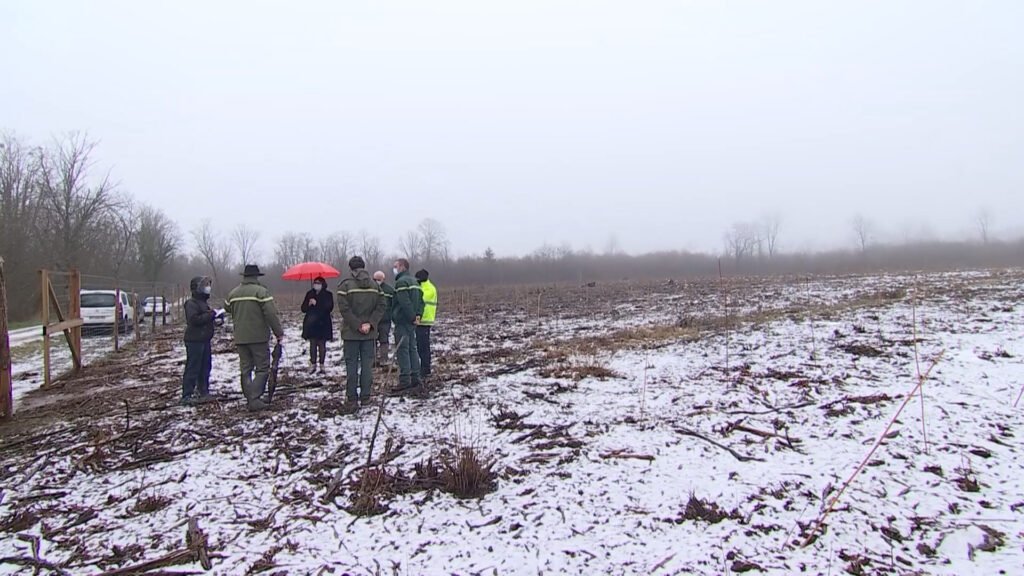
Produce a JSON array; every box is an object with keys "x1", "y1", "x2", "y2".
[{"x1": 414, "y1": 269, "x2": 437, "y2": 378}]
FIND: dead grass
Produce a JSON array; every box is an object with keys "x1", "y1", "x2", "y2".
[
  {"x1": 0, "y1": 509, "x2": 40, "y2": 532},
  {"x1": 664, "y1": 493, "x2": 742, "y2": 525},
  {"x1": 440, "y1": 447, "x2": 498, "y2": 499},
  {"x1": 347, "y1": 467, "x2": 392, "y2": 517},
  {"x1": 134, "y1": 494, "x2": 172, "y2": 514}
]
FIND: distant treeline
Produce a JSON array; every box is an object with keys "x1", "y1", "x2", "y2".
[
  {"x1": 3, "y1": 130, "x2": 1022, "y2": 323},
  {"x1": 327, "y1": 239, "x2": 1024, "y2": 289}
]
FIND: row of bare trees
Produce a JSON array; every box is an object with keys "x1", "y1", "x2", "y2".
[
  {"x1": 1, "y1": 132, "x2": 182, "y2": 318},
  {"x1": 723, "y1": 215, "x2": 782, "y2": 264}
]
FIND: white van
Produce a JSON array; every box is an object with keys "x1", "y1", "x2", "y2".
[{"x1": 80, "y1": 289, "x2": 135, "y2": 333}]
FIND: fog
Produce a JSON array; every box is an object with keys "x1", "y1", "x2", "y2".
[{"x1": 2, "y1": 0, "x2": 1022, "y2": 256}]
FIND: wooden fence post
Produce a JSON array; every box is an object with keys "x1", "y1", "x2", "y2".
[
  {"x1": 40, "y1": 270, "x2": 51, "y2": 388},
  {"x1": 132, "y1": 292, "x2": 139, "y2": 342},
  {"x1": 113, "y1": 281, "x2": 121, "y2": 352},
  {"x1": 1, "y1": 258, "x2": 12, "y2": 418},
  {"x1": 151, "y1": 283, "x2": 157, "y2": 332},
  {"x1": 69, "y1": 270, "x2": 82, "y2": 372}
]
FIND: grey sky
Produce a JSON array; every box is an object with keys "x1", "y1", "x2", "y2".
[{"x1": 3, "y1": 1, "x2": 1022, "y2": 258}]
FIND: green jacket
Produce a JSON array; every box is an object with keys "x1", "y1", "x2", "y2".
[
  {"x1": 225, "y1": 278, "x2": 284, "y2": 345},
  {"x1": 392, "y1": 271, "x2": 423, "y2": 325},
  {"x1": 419, "y1": 279, "x2": 437, "y2": 326},
  {"x1": 378, "y1": 281, "x2": 396, "y2": 320},
  {"x1": 337, "y1": 269, "x2": 386, "y2": 340}
]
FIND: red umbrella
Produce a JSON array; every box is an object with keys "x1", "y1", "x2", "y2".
[{"x1": 281, "y1": 262, "x2": 341, "y2": 281}]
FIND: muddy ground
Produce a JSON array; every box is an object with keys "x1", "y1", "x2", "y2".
[{"x1": 1, "y1": 270, "x2": 1022, "y2": 575}]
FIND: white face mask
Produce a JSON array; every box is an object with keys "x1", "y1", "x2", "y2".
[
  {"x1": 392, "y1": 267, "x2": 400, "y2": 276},
  {"x1": 313, "y1": 283, "x2": 323, "y2": 292},
  {"x1": 202, "y1": 286, "x2": 212, "y2": 295}
]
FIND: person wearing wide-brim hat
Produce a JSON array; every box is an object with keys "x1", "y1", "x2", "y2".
[{"x1": 225, "y1": 264, "x2": 285, "y2": 411}]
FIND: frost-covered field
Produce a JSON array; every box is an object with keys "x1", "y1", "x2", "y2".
[{"x1": 1, "y1": 270, "x2": 1022, "y2": 575}]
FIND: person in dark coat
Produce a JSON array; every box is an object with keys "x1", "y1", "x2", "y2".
[
  {"x1": 182, "y1": 276, "x2": 223, "y2": 406},
  {"x1": 301, "y1": 275, "x2": 335, "y2": 374},
  {"x1": 337, "y1": 256, "x2": 386, "y2": 409},
  {"x1": 372, "y1": 270, "x2": 395, "y2": 367}
]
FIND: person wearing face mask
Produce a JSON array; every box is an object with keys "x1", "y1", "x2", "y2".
[
  {"x1": 181, "y1": 276, "x2": 223, "y2": 406},
  {"x1": 372, "y1": 270, "x2": 395, "y2": 367},
  {"x1": 301, "y1": 275, "x2": 335, "y2": 374},
  {"x1": 389, "y1": 258, "x2": 424, "y2": 394},
  {"x1": 414, "y1": 269, "x2": 437, "y2": 379}
]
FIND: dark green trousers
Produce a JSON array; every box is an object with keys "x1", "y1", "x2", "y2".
[
  {"x1": 344, "y1": 339, "x2": 375, "y2": 400},
  {"x1": 237, "y1": 342, "x2": 270, "y2": 400},
  {"x1": 393, "y1": 323, "x2": 420, "y2": 386}
]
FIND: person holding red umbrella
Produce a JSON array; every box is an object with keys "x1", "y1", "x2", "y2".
[{"x1": 301, "y1": 275, "x2": 334, "y2": 373}]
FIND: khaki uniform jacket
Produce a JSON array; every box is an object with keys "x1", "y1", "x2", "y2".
[
  {"x1": 337, "y1": 269, "x2": 386, "y2": 340},
  {"x1": 225, "y1": 278, "x2": 284, "y2": 345}
]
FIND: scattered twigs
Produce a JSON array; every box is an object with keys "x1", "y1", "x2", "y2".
[
  {"x1": 722, "y1": 401, "x2": 815, "y2": 416},
  {"x1": 799, "y1": 350, "x2": 945, "y2": 548},
  {"x1": 599, "y1": 449, "x2": 655, "y2": 462},
  {"x1": 723, "y1": 421, "x2": 802, "y2": 450},
  {"x1": 94, "y1": 517, "x2": 211, "y2": 575},
  {"x1": 121, "y1": 399, "x2": 131, "y2": 437},
  {"x1": 366, "y1": 336, "x2": 403, "y2": 469},
  {"x1": 0, "y1": 556, "x2": 71, "y2": 576},
  {"x1": 466, "y1": 515, "x2": 503, "y2": 530},
  {"x1": 676, "y1": 427, "x2": 765, "y2": 462},
  {"x1": 650, "y1": 553, "x2": 676, "y2": 573}
]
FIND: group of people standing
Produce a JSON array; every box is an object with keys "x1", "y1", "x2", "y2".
[{"x1": 180, "y1": 257, "x2": 437, "y2": 412}]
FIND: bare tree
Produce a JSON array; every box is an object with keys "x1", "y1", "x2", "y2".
[
  {"x1": 192, "y1": 219, "x2": 234, "y2": 290},
  {"x1": 316, "y1": 232, "x2": 352, "y2": 271},
  {"x1": 604, "y1": 234, "x2": 622, "y2": 256},
  {"x1": 761, "y1": 213, "x2": 781, "y2": 257},
  {"x1": 398, "y1": 230, "x2": 423, "y2": 262},
  {"x1": 851, "y1": 214, "x2": 873, "y2": 253},
  {"x1": 36, "y1": 133, "x2": 117, "y2": 268},
  {"x1": 108, "y1": 196, "x2": 138, "y2": 279},
  {"x1": 977, "y1": 209, "x2": 992, "y2": 245},
  {"x1": 137, "y1": 205, "x2": 181, "y2": 281},
  {"x1": 358, "y1": 230, "x2": 383, "y2": 271},
  {"x1": 0, "y1": 134, "x2": 44, "y2": 310},
  {"x1": 232, "y1": 224, "x2": 261, "y2": 266},
  {"x1": 417, "y1": 218, "x2": 450, "y2": 265},
  {"x1": 724, "y1": 222, "x2": 757, "y2": 264},
  {"x1": 532, "y1": 243, "x2": 559, "y2": 261}
]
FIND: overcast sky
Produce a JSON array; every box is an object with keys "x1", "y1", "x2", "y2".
[{"x1": 3, "y1": 1, "x2": 1022, "y2": 258}]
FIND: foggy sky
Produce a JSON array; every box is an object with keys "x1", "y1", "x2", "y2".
[{"x1": 3, "y1": 1, "x2": 1022, "y2": 258}]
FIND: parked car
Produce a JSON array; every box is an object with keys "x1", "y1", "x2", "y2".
[
  {"x1": 80, "y1": 289, "x2": 135, "y2": 334},
  {"x1": 142, "y1": 296, "x2": 169, "y2": 317}
]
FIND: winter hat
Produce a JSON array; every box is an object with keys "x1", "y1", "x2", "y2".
[
  {"x1": 241, "y1": 264, "x2": 265, "y2": 277},
  {"x1": 348, "y1": 256, "x2": 366, "y2": 270},
  {"x1": 414, "y1": 269, "x2": 429, "y2": 282}
]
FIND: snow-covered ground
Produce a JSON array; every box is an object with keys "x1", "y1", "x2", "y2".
[{"x1": 0, "y1": 270, "x2": 1022, "y2": 575}]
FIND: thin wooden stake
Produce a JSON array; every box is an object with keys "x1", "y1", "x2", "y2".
[
  {"x1": 69, "y1": 270, "x2": 81, "y2": 372},
  {"x1": 0, "y1": 257, "x2": 12, "y2": 419},
  {"x1": 800, "y1": 350, "x2": 944, "y2": 548},
  {"x1": 718, "y1": 258, "x2": 730, "y2": 373},
  {"x1": 911, "y1": 278, "x2": 929, "y2": 454},
  {"x1": 40, "y1": 270, "x2": 51, "y2": 388}
]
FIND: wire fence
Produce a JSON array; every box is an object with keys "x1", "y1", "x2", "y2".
[{"x1": 10, "y1": 271, "x2": 190, "y2": 392}]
